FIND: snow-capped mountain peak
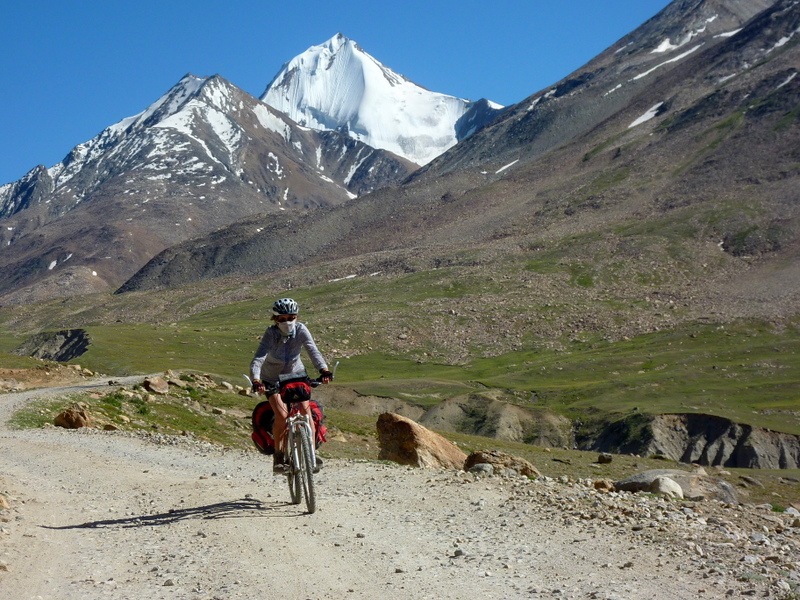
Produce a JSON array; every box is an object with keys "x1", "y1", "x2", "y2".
[{"x1": 261, "y1": 34, "x2": 503, "y2": 165}]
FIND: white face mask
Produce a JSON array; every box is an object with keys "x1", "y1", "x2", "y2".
[{"x1": 277, "y1": 320, "x2": 297, "y2": 336}]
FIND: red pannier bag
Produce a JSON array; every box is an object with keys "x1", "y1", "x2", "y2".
[
  {"x1": 310, "y1": 400, "x2": 327, "y2": 448},
  {"x1": 251, "y1": 400, "x2": 275, "y2": 454}
]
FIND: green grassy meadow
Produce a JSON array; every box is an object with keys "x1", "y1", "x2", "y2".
[{"x1": 3, "y1": 299, "x2": 796, "y2": 435}]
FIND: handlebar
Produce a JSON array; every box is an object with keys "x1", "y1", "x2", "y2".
[{"x1": 244, "y1": 360, "x2": 338, "y2": 392}]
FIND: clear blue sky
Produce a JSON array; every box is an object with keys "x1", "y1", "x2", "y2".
[{"x1": 1, "y1": 0, "x2": 672, "y2": 186}]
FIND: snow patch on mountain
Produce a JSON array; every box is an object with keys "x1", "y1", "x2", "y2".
[
  {"x1": 261, "y1": 33, "x2": 503, "y2": 165},
  {"x1": 651, "y1": 15, "x2": 718, "y2": 53},
  {"x1": 634, "y1": 44, "x2": 705, "y2": 81},
  {"x1": 252, "y1": 104, "x2": 292, "y2": 141},
  {"x1": 629, "y1": 102, "x2": 665, "y2": 128}
]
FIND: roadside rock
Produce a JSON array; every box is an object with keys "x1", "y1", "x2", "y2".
[
  {"x1": 615, "y1": 468, "x2": 737, "y2": 503},
  {"x1": 143, "y1": 376, "x2": 169, "y2": 395},
  {"x1": 0, "y1": 379, "x2": 20, "y2": 392},
  {"x1": 593, "y1": 478, "x2": 615, "y2": 491},
  {"x1": 376, "y1": 412, "x2": 467, "y2": 469},
  {"x1": 648, "y1": 475, "x2": 684, "y2": 499},
  {"x1": 464, "y1": 449, "x2": 541, "y2": 478},
  {"x1": 597, "y1": 452, "x2": 613, "y2": 464},
  {"x1": 53, "y1": 404, "x2": 92, "y2": 429}
]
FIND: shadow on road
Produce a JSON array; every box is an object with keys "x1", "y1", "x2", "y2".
[{"x1": 42, "y1": 497, "x2": 296, "y2": 529}]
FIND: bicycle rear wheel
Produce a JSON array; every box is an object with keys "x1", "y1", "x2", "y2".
[{"x1": 297, "y1": 425, "x2": 317, "y2": 514}]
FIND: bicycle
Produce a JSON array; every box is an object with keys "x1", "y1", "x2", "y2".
[
  {"x1": 283, "y1": 377, "x2": 322, "y2": 514},
  {"x1": 246, "y1": 365, "x2": 336, "y2": 514}
]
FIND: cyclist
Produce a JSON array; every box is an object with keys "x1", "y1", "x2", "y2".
[{"x1": 250, "y1": 298, "x2": 333, "y2": 472}]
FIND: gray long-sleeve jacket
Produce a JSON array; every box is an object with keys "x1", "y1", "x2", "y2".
[{"x1": 250, "y1": 322, "x2": 328, "y2": 384}]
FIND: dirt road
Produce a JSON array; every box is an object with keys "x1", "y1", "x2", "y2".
[{"x1": 0, "y1": 383, "x2": 792, "y2": 599}]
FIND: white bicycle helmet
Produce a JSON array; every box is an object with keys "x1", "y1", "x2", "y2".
[{"x1": 272, "y1": 297, "x2": 299, "y2": 315}]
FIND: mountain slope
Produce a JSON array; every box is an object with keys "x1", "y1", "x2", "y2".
[
  {"x1": 118, "y1": 0, "x2": 799, "y2": 331},
  {"x1": 412, "y1": 0, "x2": 778, "y2": 181},
  {"x1": 0, "y1": 74, "x2": 416, "y2": 304},
  {"x1": 261, "y1": 33, "x2": 504, "y2": 165}
]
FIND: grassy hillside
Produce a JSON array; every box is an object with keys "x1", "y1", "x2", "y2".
[{"x1": 2, "y1": 262, "x2": 797, "y2": 436}]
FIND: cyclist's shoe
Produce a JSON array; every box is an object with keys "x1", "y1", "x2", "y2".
[
  {"x1": 313, "y1": 455, "x2": 324, "y2": 473},
  {"x1": 273, "y1": 451, "x2": 289, "y2": 474}
]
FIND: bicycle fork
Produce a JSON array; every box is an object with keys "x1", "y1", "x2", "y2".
[{"x1": 287, "y1": 415, "x2": 316, "y2": 472}]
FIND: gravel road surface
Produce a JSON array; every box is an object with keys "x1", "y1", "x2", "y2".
[{"x1": 0, "y1": 382, "x2": 793, "y2": 599}]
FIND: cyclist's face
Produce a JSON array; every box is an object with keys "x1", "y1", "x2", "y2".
[{"x1": 274, "y1": 314, "x2": 297, "y2": 323}]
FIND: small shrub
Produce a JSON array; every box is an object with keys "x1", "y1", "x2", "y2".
[
  {"x1": 131, "y1": 397, "x2": 150, "y2": 415},
  {"x1": 103, "y1": 392, "x2": 125, "y2": 408}
]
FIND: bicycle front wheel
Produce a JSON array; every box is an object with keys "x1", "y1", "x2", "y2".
[
  {"x1": 287, "y1": 439, "x2": 302, "y2": 505},
  {"x1": 297, "y1": 425, "x2": 317, "y2": 514}
]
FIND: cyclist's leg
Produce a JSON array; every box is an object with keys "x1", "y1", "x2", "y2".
[
  {"x1": 268, "y1": 392, "x2": 288, "y2": 454},
  {"x1": 297, "y1": 400, "x2": 316, "y2": 442}
]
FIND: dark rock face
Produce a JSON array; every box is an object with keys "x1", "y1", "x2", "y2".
[
  {"x1": 580, "y1": 412, "x2": 800, "y2": 469},
  {"x1": 13, "y1": 329, "x2": 90, "y2": 362},
  {"x1": 646, "y1": 414, "x2": 800, "y2": 469},
  {"x1": 0, "y1": 165, "x2": 54, "y2": 218}
]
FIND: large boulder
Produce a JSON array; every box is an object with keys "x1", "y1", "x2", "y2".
[
  {"x1": 615, "y1": 468, "x2": 737, "y2": 504},
  {"x1": 54, "y1": 404, "x2": 92, "y2": 429},
  {"x1": 143, "y1": 376, "x2": 169, "y2": 395},
  {"x1": 376, "y1": 412, "x2": 467, "y2": 469},
  {"x1": 465, "y1": 450, "x2": 541, "y2": 478}
]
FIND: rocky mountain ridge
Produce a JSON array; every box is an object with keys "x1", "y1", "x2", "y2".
[
  {"x1": 318, "y1": 385, "x2": 800, "y2": 470},
  {"x1": 0, "y1": 74, "x2": 416, "y2": 303}
]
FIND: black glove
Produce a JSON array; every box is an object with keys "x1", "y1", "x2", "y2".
[
  {"x1": 320, "y1": 369, "x2": 334, "y2": 383},
  {"x1": 252, "y1": 379, "x2": 266, "y2": 394}
]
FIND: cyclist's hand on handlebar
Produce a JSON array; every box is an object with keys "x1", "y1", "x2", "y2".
[
  {"x1": 252, "y1": 379, "x2": 267, "y2": 394},
  {"x1": 320, "y1": 369, "x2": 334, "y2": 384}
]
